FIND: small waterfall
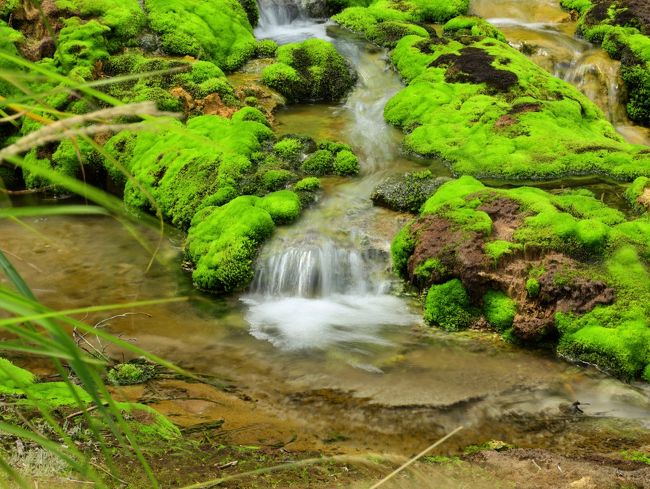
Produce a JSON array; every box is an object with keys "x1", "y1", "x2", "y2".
[{"x1": 255, "y1": 0, "x2": 328, "y2": 42}]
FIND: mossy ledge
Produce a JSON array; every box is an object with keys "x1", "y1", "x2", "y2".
[
  {"x1": 391, "y1": 176, "x2": 650, "y2": 381},
  {"x1": 384, "y1": 33, "x2": 650, "y2": 181},
  {"x1": 561, "y1": 0, "x2": 650, "y2": 126}
]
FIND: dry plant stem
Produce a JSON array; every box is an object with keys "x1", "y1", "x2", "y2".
[
  {"x1": 0, "y1": 102, "x2": 181, "y2": 163},
  {"x1": 367, "y1": 425, "x2": 464, "y2": 489}
]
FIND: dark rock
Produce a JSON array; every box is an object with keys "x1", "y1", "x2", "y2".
[{"x1": 371, "y1": 171, "x2": 450, "y2": 213}]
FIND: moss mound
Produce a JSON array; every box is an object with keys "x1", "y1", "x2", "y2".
[
  {"x1": 262, "y1": 38, "x2": 357, "y2": 102},
  {"x1": 392, "y1": 176, "x2": 650, "y2": 380},
  {"x1": 333, "y1": 0, "x2": 469, "y2": 45},
  {"x1": 385, "y1": 34, "x2": 650, "y2": 181},
  {"x1": 145, "y1": 0, "x2": 256, "y2": 71}
]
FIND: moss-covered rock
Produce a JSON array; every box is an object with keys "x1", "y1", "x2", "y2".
[
  {"x1": 443, "y1": 16, "x2": 507, "y2": 42},
  {"x1": 145, "y1": 0, "x2": 256, "y2": 71},
  {"x1": 262, "y1": 38, "x2": 357, "y2": 102},
  {"x1": 424, "y1": 279, "x2": 475, "y2": 331},
  {"x1": 562, "y1": 0, "x2": 650, "y2": 126},
  {"x1": 385, "y1": 34, "x2": 650, "y2": 181},
  {"x1": 625, "y1": 176, "x2": 650, "y2": 213},
  {"x1": 107, "y1": 362, "x2": 156, "y2": 385},
  {"x1": 333, "y1": 149, "x2": 360, "y2": 176},
  {"x1": 392, "y1": 176, "x2": 650, "y2": 380},
  {"x1": 333, "y1": 0, "x2": 469, "y2": 44}
]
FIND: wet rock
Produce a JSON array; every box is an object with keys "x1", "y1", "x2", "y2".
[{"x1": 371, "y1": 171, "x2": 450, "y2": 213}]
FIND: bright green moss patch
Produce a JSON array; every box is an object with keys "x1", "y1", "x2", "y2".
[
  {"x1": 485, "y1": 240, "x2": 523, "y2": 264},
  {"x1": 333, "y1": 150, "x2": 360, "y2": 176},
  {"x1": 55, "y1": 0, "x2": 146, "y2": 47},
  {"x1": 483, "y1": 290, "x2": 517, "y2": 331},
  {"x1": 385, "y1": 35, "x2": 650, "y2": 181},
  {"x1": 294, "y1": 177, "x2": 321, "y2": 192},
  {"x1": 274, "y1": 138, "x2": 304, "y2": 163},
  {"x1": 391, "y1": 223, "x2": 415, "y2": 278},
  {"x1": 302, "y1": 149, "x2": 334, "y2": 176},
  {"x1": 262, "y1": 39, "x2": 356, "y2": 102},
  {"x1": 116, "y1": 402, "x2": 181, "y2": 441},
  {"x1": 526, "y1": 278, "x2": 541, "y2": 298},
  {"x1": 424, "y1": 279, "x2": 475, "y2": 331},
  {"x1": 54, "y1": 18, "x2": 110, "y2": 80},
  {"x1": 0, "y1": 20, "x2": 23, "y2": 96},
  {"x1": 413, "y1": 258, "x2": 446, "y2": 285},
  {"x1": 443, "y1": 16, "x2": 507, "y2": 42},
  {"x1": 145, "y1": 0, "x2": 256, "y2": 71},
  {"x1": 0, "y1": 358, "x2": 35, "y2": 390},
  {"x1": 625, "y1": 176, "x2": 650, "y2": 213},
  {"x1": 256, "y1": 190, "x2": 302, "y2": 224}
]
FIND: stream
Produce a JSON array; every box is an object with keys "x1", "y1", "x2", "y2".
[{"x1": 1, "y1": 0, "x2": 649, "y2": 456}]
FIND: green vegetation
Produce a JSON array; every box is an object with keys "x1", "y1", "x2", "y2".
[
  {"x1": 561, "y1": 0, "x2": 650, "y2": 126},
  {"x1": 424, "y1": 279, "x2": 475, "y2": 331},
  {"x1": 385, "y1": 34, "x2": 650, "y2": 180},
  {"x1": 333, "y1": 149, "x2": 360, "y2": 176},
  {"x1": 483, "y1": 290, "x2": 517, "y2": 331},
  {"x1": 262, "y1": 38, "x2": 357, "y2": 102},
  {"x1": 145, "y1": 0, "x2": 256, "y2": 71},
  {"x1": 393, "y1": 177, "x2": 650, "y2": 380},
  {"x1": 333, "y1": 0, "x2": 469, "y2": 45},
  {"x1": 107, "y1": 362, "x2": 156, "y2": 385},
  {"x1": 625, "y1": 176, "x2": 649, "y2": 212},
  {"x1": 443, "y1": 16, "x2": 507, "y2": 42}
]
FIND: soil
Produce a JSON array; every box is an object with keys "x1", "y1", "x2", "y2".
[{"x1": 430, "y1": 47, "x2": 519, "y2": 92}]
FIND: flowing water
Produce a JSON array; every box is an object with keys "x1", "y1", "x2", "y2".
[{"x1": 1, "y1": 0, "x2": 649, "y2": 457}]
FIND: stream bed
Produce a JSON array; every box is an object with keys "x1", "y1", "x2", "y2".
[{"x1": 1, "y1": 0, "x2": 649, "y2": 459}]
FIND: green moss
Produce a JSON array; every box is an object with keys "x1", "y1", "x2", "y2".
[
  {"x1": 294, "y1": 177, "x2": 321, "y2": 192},
  {"x1": 262, "y1": 38, "x2": 356, "y2": 102},
  {"x1": 413, "y1": 258, "x2": 446, "y2": 284},
  {"x1": 443, "y1": 16, "x2": 507, "y2": 42},
  {"x1": 237, "y1": 0, "x2": 259, "y2": 27},
  {"x1": 526, "y1": 278, "x2": 540, "y2": 298},
  {"x1": 274, "y1": 138, "x2": 304, "y2": 163},
  {"x1": 385, "y1": 35, "x2": 650, "y2": 181},
  {"x1": 54, "y1": 17, "x2": 110, "y2": 80},
  {"x1": 0, "y1": 358, "x2": 35, "y2": 390},
  {"x1": 483, "y1": 290, "x2": 517, "y2": 331},
  {"x1": 256, "y1": 190, "x2": 302, "y2": 224},
  {"x1": 23, "y1": 139, "x2": 97, "y2": 190},
  {"x1": 261, "y1": 169, "x2": 297, "y2": 191},
  {"x1": 54, "y1": 0, "x2": 146, "y2": 47},
  {"x1": 625, "y1": 177, "x2": 649, "y2": 213},
  {"x1": 333, "y1": 149, "x2": 360, "y2": 176},
  {"x1": 0, "y1": 0, "x2": 19, "y2": 18},
  {"x1": 560, "y1": 0, "x2": 593, "y2": 15},
  {"x1": 185, "y1": 196, "x2": 276, "y2": 292},
  {"x1": 116, "y1": 402, "x2": 181, "y2": 441},
  {"x1": 112, "y1": 115, "x2": 271, "y2": 229},
  {"x1": 0, "y1": 20, "x2": 23, "y2": 96},
  {"x1": 107, "y1": 363, "x2": 155, "y2": 385},
  {"x1": 232, "y1": 107, "x2": 269, "y2": 126},
  {"x1": 391, "y1": 222, "x2": 415, "y2": 278},
  {"x1": 485, "y1": 240, "x2": 523, "y2": 263},
  {"x1": 424, "y1": 279, "x2": 474, "y2": 331},
  {"x1": 145, "y1": 0, "x2": 256, "y2": 71},
  {"x1": 256, "y1": 39, "x2": 278, "y2": 58},
  {"x1": 302, "y1": 149, "x2": 334, "y2": 176}
]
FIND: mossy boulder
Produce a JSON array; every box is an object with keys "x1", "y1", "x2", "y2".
[
  {"x1": 333, "y1": 0, "x2": 469, "y2": 44},
  {"x1": 186, "y1": 192, "x2": 300, "y2": 292},
  {"x1": 424, "y1": 279, "x2": 475, "y2": 331},
  {"x1": 392, "y1": 176, "x2": 650, "y2": 380},
  {"x1": 625, "y1": 177, "x2": 650, "y2": 213},
  {"x1": 262, "y1": 38, "x2": 357, "y2": 102},
  {"x1": 443, "y1": 16, "x2": 507, "y2": 42},
  {"x1": 562, "y1": 0, "x2": 650, "y2": 126},
  {"x1": 145, "y1": 0, "x2": 256, "y2": 71},
  {"x1": 385, "y1": 34, "x2": 650, "y2": 181}
]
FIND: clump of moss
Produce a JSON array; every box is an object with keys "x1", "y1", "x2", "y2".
[
  {"x1": 54, "y1": 17, "x2": 110, "y2": 80},
  {"x1": 256, "y1": 39, "x2": 278, "y2": 57},
  {"x1": 385, "y1": 34, "x2": 650, "y2": 180},
  {"x1": 186, "y1": 192, "x2": 301, "y2": 292},
  {"x1": 484, "y1": 240, "x2": 523, "y2": 264},
  {"x1": 145, "y1": 0, "x2": 257, "y2": 71},
  {"x1": 107, "y1": 362, "x2": 155, "y2": 385},
  {"x1": 302, "y1": 149, "x2": 334, "y2": 176},
  {"x1": 333, "y1": 150, "x2": 360, "y2": 176},
  {"x1": 526, "y1": 278, "x2": 541, "y2": 298},
  {"x1": 274, "y1": 138, "x2": 304, "y2": 163},
  {"x1": 443, "y1": 16, "x2": 506, "y2": 42},
  {"x1": 262, "y1": 38, "x2": 357, "y2": 102},
  {"x1": 413, "y1": 258, "x2": 446, "y2": 285},
  {"x1": 294, "y1": 177, "x2": 321, "y2": 192},
  {"x1": 424, "y1": 279, "x2": 475, "y2": 331},
  {"x1": 625, "y1": 176, "x2": 649, "y2": 213},
  {"x1": 0, "y1": 21, "x2": 23, "y2": 96},
  {"x1": 483, "y1": 290, "x2": 517, "y2": 331},
  {"x1": 333, "y1": 0, "x2": 469, "y2": 44},
  {"x1": 54, "y1": 0, "x2": 146, "y2": 48}
]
